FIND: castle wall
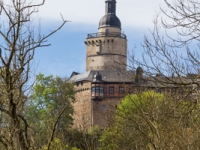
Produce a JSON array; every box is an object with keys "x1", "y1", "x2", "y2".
[
  {"x1": 73, "y1": 81, "x2": 92, "y2": 130},
  {"x1": 92, "y1": 98, "x2": 121, "y2": 129},
  {"x1": 73, "y1": 81, "x2": 133, "y2": 130},
  {"x1": 91, "y1": 83, "x2": 133, "y2": 129}
]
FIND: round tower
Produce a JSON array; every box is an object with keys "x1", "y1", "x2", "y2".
[{"x1": 85, "y1": 0, "x2": 127, "y2": 71}]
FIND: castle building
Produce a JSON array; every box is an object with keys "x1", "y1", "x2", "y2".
[
  {"x1": 69, "y1": 0, "x2": 195, "y2": 130},
  {"x1": 70, "y1": 0, "x2": 198, "y2": 131},
  {"x1": 70, "y1": 0, "x2": 133, "y2": 130}
]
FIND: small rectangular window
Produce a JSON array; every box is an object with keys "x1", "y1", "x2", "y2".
[
  {"x1": 119, "y1": 87, "x2": 124, "y2": 94},
  {"x1": 95, "y1": 86, "x2": 100, "y2": 93},
  {"x1": 102, "y1": 104, "x2": 107, "y2": 111},
  {"x1": 92, "y1": 87, "x2": 95, "y2": 93},
  {"x1": 106, "y1": 29, "x2": 109, "y2": 35},
  {"x1": 109, "y1": 86, "x2": 114, "y2": 94}
]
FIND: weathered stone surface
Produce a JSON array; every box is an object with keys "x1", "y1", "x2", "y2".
[
  {"x1": 73, "y1": 81, "x2": 133, "y2": 130},
  {"x1": 92, "y1": 98, "x2": 122, "y2": 129},
  {"x1": 86, "y1": 28, "x2": 127, "y2": 71},
  {"x1": 73, "y1": 82, "x2": 92, "y2": 130}
]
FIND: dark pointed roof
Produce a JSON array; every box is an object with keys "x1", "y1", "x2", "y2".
[
  {"x1": 99, "y1": 0, "x2": 121, "y2": 29},
  {"x1": 99, "y1": 14, "x2": 121, "y2": 29},
  {"x1": 136, "y1": 67, "x2": 143, "y2": 75}
]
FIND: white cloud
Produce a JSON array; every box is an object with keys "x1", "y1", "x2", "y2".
[
  {"x1": 31, "y1": 0, "x2": 171, "y2": 77},
  {"x1": 1, "y1": 0, "x2": 172, "y2": 77},
  {"x1": 37, "y1": 0, "x2": 166, "y2": 28}
]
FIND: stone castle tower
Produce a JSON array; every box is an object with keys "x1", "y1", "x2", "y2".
[
  {"x1": 70, "y1": 0, "x2": 131, "y2": 130},
  {"x1": 85, "y1": 0, "x2": 127, "y2": 71}
]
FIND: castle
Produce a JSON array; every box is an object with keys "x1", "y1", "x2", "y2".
[
  {"x1": 70, "y1": 0, "x2": 134, "y2": 130},
  {"x1": 68, "y1": 0, "x2": 200, "y2": 132},
  {"x1": 69, "y1": 0, "x2": 196, "y2": 131}
]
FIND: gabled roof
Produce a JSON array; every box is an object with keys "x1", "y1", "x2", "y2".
[{"x1": 70, "y1": 71, "x2": 80, "y2": 78}]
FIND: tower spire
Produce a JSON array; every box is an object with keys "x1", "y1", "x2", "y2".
[
  {"x1": 105, "y1": 0, "x2": 116, "y2": 14},
  {"x1": 99, "y1": 0, "x2": 121, "y2": 29}
]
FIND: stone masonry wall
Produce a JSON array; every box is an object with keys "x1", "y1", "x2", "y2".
[
  {"x1": 85, "y1": 36, "x2": 127, "y2": 71},
  {"x1": 73, "y1": 81, "x2": 92, "y2": 130},
  {"x1": 92, "y1": 98, "x2": 122, "y2": 129},
  {"x1": 73, "y1": 81, "x2": 133, "y2": 130}
]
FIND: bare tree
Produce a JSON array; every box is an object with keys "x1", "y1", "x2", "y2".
[
  {"x1": 127, "y1": 0, "x2": 200, "y2": 97},
  {"x1": 0, "y1": 0, "x2": 66, "y2": 149}
]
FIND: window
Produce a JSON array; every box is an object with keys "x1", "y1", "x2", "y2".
[
  {"x1": 95, "y1": 86, "x2": 99, "y2": 93},
  {"x1": 102, "y1": 105, "x2": 107, "y2": 111},
  {"x1": 92, "y1": 87, "x2": 104, "y2": 92},
  {"x1": 92, "y1": 87, "x2": 95, "y2": 93},
  {"x1": 76, "y1": 83, "x2": 79, "y2": 87},
  {"x1": 109, "y1": 86, "x2": 114, "y2": 94},
  {"x1": 106, "y1": 29, "x2": 109, "y2": 35},
  {"x1": 92, "y1": 86, "x2": 104, "y2": 96},
  {"x1": 96, "y1": 87, "x2": 103, "y2": 93},
  {"x1": 119, "y1": 87, "x2": 124, "y2": 94}
]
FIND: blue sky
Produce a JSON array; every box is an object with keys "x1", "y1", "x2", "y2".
[{"x1": 32, "y1": 0, "x2": 166, "y2": 77}]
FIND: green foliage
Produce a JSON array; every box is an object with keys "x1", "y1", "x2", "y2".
[
  {"x1": 26, "y1": 73, "x2": 76, "y2": 148},
  {"x1": 117, "y1": 91, "x2": 164, "y2": 117},
  {"x1": 40, "y1": 138, "x2": 80, "y2": 150},
  {"x1": 100, "y1": 91, "x2": 164, "y2": 150},
  {"x1": 100, "y1": 91, "x2": 200, "y2": 150},
  {"x1": 64, "y1": 128, "x2": 101, "y2": 150}
]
